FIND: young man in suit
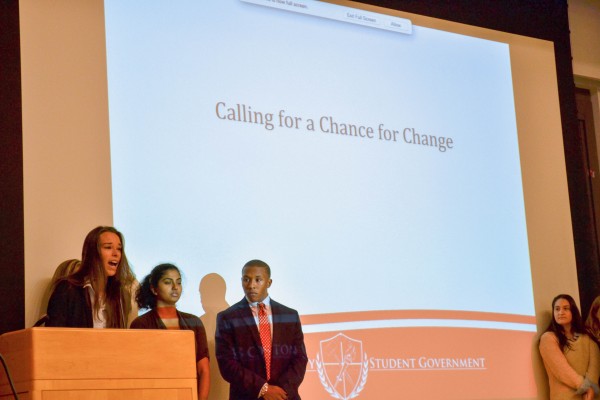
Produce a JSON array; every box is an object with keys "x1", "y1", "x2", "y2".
[{"x1": 215, "y1": 259, "x2": 308, "y2": 400}]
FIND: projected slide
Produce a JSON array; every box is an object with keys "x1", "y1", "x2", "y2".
[{"x1": 105, "y1": 1, "x2": 536, "y2": 398}]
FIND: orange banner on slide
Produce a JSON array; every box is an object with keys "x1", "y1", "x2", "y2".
[{"x1": 300, "y1": 326, "x2": 537, "y2": 399}]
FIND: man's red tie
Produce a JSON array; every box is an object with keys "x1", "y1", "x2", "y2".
[{"x1": 258, "y1": 302, "x2": 272, "y2": 380}]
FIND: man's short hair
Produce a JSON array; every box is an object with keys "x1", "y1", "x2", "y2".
[{"x1": 242, "y1": 259, "x2": 271, "y2": 278}]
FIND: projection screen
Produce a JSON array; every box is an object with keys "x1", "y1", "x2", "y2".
[{"x1": 99, "y1": 1, "x2": 567, "y2": 398}]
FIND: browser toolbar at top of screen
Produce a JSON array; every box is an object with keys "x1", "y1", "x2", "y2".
[{"x1": 240, "y1": 0, "x2": 413, "y2": 35}]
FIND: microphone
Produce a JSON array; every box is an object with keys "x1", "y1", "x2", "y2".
[{"x1": 0, "y1": 352, "x2": 19, "y2": 399}]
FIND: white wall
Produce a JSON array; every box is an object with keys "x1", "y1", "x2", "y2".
[{"x1": 20, "y1": 0, "x2": 114, "y2": 324}]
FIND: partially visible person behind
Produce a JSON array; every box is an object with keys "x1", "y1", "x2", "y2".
[
  {"x1": 46, "y1": 226, "x2": 136, "y2": 328},
  {"x1": 539, "y1": 294, "x2": 600, "y2": 400},
  {"x1": 51, "y1": 259, "x2": 82, "y2": 284},
  {"x1": 585, "y1": 295, "x2": 600, "y2": 346},
  {"x1": 35, "y1": 259, "x2": 82, "y2": 326},
  {"x1": 131, "y1": 263, "x2": 210, "y2": 400}
]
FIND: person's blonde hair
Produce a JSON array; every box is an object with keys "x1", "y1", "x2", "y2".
[{"x1": 50, "y1": 259, "x2": 81, "y2": 287}]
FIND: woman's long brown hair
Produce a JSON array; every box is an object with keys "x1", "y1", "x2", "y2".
[{"x1": 66, "y1": 226, "x2": 136, "y2": 328}]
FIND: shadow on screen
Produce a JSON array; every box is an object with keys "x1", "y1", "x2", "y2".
[{"x1": 198, "y1": 273, "x2": 230, "y2": 400}]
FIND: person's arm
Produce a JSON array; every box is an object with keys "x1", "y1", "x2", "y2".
[
  {"x1": 197, "y1": 356, "x2": 210, "y2": 400},
  {"x1": 539, "y1": 332, "x2": 584, "y2": 389},
  {"x1": 190, "y1": 315, "x2": 210, "y2": 400},
  {"x1": 584, "y1": 336, "x2": 600, "y2": 394},
  {"x1": 274, "y1": 311, "x2": 308, "y2": 397},
  {"x1": 215, "y1": 311, "x2": 267, "y2": 397}
]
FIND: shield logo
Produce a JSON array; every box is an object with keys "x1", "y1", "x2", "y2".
[{"x1": 316, "y1": 333, "x2": 368, "y2": 400}]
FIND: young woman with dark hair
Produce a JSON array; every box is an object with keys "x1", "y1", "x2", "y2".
[
  {"x1": 131, "y1": 263, "x2": 210, "y2": 400},
  {"x1": 539, "y1": 294, "x2": 600, "y2": 400},
  {"x1": 46, "y1": 226, "x2": 137, "y2": 328}
]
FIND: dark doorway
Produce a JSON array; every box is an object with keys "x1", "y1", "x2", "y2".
[{"x1": 575, "y1": 87, "x2": 600, "y2": 315}]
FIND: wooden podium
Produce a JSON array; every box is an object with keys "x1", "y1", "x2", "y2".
[{"x1": 0, "y1": 328, "x2": 198, "y2": 400}]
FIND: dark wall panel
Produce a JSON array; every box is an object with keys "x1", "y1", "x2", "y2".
[{"x1": 0, "y1": 0, "x2": 25, "y2": 335}]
